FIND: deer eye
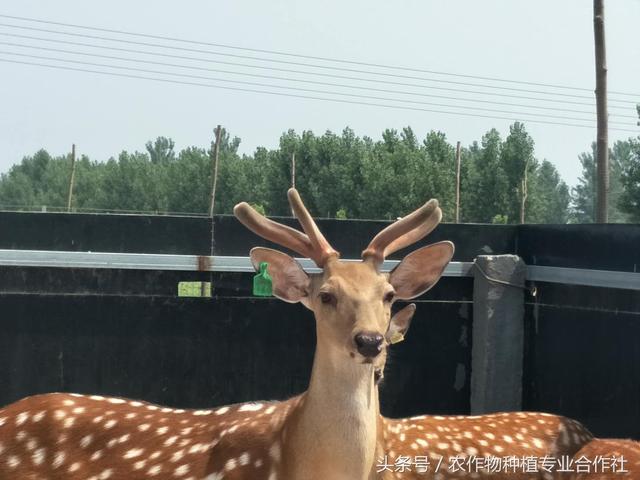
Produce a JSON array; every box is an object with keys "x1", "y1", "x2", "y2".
[
  {"x1": 319, "y1": 292, "x2": 336, "y2": 306},
  {"x1": 383, "y1": 291, "x2": 395, "y2": 303}
]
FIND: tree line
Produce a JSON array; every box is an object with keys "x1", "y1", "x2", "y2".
[{"x1": 1, "y1": 122, "x2": 638, "y2": 223}]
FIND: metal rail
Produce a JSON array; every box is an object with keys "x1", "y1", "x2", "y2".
[
  {"x1": 0, "y1": 249, "x2": 638, "y2": 290},
  {"x1": 526, "y1": 265, "x2": 640, "y2": 291},
  {"x1": 0, "y1": 249, "x2": 472, "y2": 276}
]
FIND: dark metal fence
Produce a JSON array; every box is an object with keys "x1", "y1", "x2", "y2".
[{"x1": 0, "y1": 212, "x2": 637, "y2": 439}]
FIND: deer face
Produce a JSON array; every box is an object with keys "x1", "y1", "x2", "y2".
[
  {"x1": 236, "y1": 188, "x2": 452, "y2": 370},
  {"x1": 249, "y1": 241, "x2": 452, "y2": 369},
  {"x1": 313, "y1": 260, "x2": 392, "y2": 363}
]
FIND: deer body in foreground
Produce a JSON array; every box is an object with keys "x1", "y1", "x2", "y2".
[
  {"x1": 566, "y1": 438, "x2": 640, "y2": 479},
  {"x1": 0, "y1": 189, "x2": 593, "y2": 479}
]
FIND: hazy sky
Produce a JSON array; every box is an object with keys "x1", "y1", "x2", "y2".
[{"x1": 1, "y1": 0, "x2": 638, "y2": 187}]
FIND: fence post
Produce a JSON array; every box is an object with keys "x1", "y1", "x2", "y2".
[{"x1": 471, "y1": 254, "x2": 526, "y2": 414}]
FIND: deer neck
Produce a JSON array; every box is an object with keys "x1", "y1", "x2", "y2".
[{"x1": 282, "y1": 341, "x2": 381, "y2": 480}]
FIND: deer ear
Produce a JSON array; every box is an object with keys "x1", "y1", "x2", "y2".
[
  {"x1": 250, "y1": 247, "x2": 310, "y2": 304},
  {"x1": 386, "y1": 304, "x2": 416, "y2": 344},
  {"x1": 389, "y1": 241, "x2": 454, "y2": 300}
]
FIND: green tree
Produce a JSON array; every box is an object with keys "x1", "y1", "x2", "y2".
[
  {"x1": 417, "y1": 131, "x2": 456, "y2": 220},
  {"x1": 461, "y1": 129, "x2": 509, "y2": 223},
  {"x1": 527, "y1": 161, "x2": 570, "y2": 223},
  {"x1": 500, "y1": 122, "x2": 537, "y2": 223},
  {"x1": 571, "y1": 141, "x2": 630, "y2": 223},
  {"x1": 619, "y1": 138, "x2": 640, "y2": 221},
  {"x1": 145, "y1": 137, "x2": 176, "y2": 164}
]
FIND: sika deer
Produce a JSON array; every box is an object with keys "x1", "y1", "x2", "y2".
[
  {"x1": 0, "y1": 188, "x2": 592, "y2": 479},
  {"x1": 566, "y1": 438, "x2": 640, "y2": 479}
]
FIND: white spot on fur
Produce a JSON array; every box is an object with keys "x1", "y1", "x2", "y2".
[
  {"x1": 175, "y1": 464, "x2": 190, "y2": 476},
  {"x1": 239, "y1": 403, "x2": 263, "y2": 412},
  {"x1": 99, "y1": 468, "x2": 113, "y2": 479},
  {"x1": 269, "y1": 443, "x2": 281, "y2": 462},
  {"x1": 16, "y1": 412, "x2": 30, "y2": 425},
  {"x1": 148, "y1": 464, "x2": 162, "y2": 475},
  {"x1": 124, "y1": 448, "x2": 144, "y2": 459},
  {"x1": 80, "y1": 434, "x2": 93, "y2": 448},
  {"x1": 91, "y1": 450, "x2": 103, "y2": 461},
  {"x1": 32, "y1": 447, "x2": 46, "y2": 465},
  {"x1": 225, "y1": 458, "x2": 237, "y2": 471}
]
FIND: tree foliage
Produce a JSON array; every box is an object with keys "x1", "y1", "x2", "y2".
[
  {"x1": 571, "y1": 141, "x2": 633, "y2": 223},
  {"x1": 619, "y1": 138, "x2": 640, "y2": 222},
  {"x1": 0, "y1": 125, "x2": 620, "y2": 225}
]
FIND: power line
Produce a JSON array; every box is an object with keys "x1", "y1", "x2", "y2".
[
  {"x1": 0, "y1": 22, "x2": 637, "y2": 106},
  {"x1": 1, "y1": 12, "x2": 638, "y2": 98},
  {"x1": 7, "y1": 50, "x2": 635, "y2": 126},
  {"x1": 2, "y1": 57, "x2": 638, "y2": 133},
  {"x1": 4, "y1": 40, "x2": 636, "y2": 120},
  {"x1": 0, "y1": 30, "x2": 634, "y2": 113}
]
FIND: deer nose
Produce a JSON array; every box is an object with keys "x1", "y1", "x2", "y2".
[{"x1": 354, "y1": 332, "x2": 384, "y2": 358}]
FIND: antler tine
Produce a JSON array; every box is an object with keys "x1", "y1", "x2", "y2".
[
  {"x1": 233, "y1": 202, "x2": 318, "y2": 262},
  {"x1": 362, "y1": 199, "x2": 442, "y2": 265},
  {"x1": 287, "y1": 188, "x2": 340, "y2": 266}
]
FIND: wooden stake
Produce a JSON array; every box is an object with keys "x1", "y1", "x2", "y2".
[
  {"x1": 67, "y1": 144, "x2": 76, "y2": 212},
  {"x1": 520, "y1": 160, "x2": 528, "y2": 224},
  {"x1": 209, "y1": 126, "x2": 222, "y2": 217},
  {"x1": 594, "y1": 0, "x2": 609, "y2": 223},
  {"x1": 291, "y1": 152, "x2": 296, "y2": 189},
  {"x1": 455, "y1": 141, "x2": 461, "y2": 224}
]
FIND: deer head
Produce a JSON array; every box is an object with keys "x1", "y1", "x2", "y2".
[{"x1": 234, "y1": 189, "x2": 454, "y2": 375}]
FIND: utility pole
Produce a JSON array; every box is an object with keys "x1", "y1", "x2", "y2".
[
  {"x1": 520, "y1": 160, "x2": 528, "y2": 224},
  {"x1": 455, "y1": 141, "x2": 461, "y2": 223},
  {"x1": 291, "y1": 152, "x2": 296, "y2": 189},
  {"x1": 209, "y1": 125, "x2": 222, "y2": 217},
  {"x1": 594, "y1": 0, "x2": 609, "y2": 222},
  {"x1": 67, "y1": 144, "x2": 76, "y2": 212}
]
